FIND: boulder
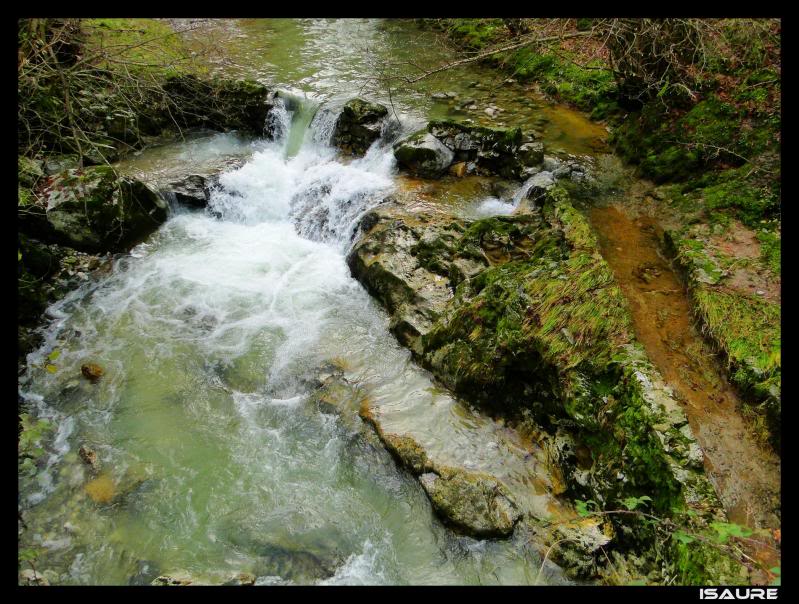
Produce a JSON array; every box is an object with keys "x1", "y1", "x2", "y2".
[
  {"x1": 332, "y1": 98, "x2": 389, "y2": 156},
  {"x1": 164, "y1": 174, "x2": 215, "y2": 208},
  {"x1": 21, "y1": 166, "x2": 168, "y2": 253},
  {"x1": 419, "y1": 467, "x2": 521, "y2": 537},
  {"x1": 518, "y1": 141, "x2": 544, "y2": 167},
  {"x1": 393, "y1": 130, "x2": 455, "y2": 178},
  {"x1": 162, "y1": 75, "x2": 274, "y2": 135},
  {"x1": 395, "y1": 120, "x2": 530, "y2": 179}
]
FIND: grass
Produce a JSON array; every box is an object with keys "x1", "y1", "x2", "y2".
[{"x1": 756, "y1": 230, "x2": 781, "y2": 275}]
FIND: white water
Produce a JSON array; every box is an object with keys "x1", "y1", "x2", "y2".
[{"x1": 19, "y1": 100, "x2": 566, "y2": 585}]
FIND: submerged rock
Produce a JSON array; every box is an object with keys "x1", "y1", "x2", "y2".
[
  {"x1": 332, "y1": 97, "x2": 389, "y2": 156},
  {"x1": 78, "y1": 445, "x2": 100, "y2": 471},
  {"x1": 81, "y1": 363, "x2": 104, "y2": 383}
]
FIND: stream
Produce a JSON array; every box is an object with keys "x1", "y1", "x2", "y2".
[{"x1": 18, "y1": 18, "x2": 779, "y2": 585}]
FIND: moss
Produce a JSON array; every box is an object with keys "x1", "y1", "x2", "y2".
[
  {"x1": 756, "y1": 229, "x2": 781, "y2": 275},
  {"x1": 500, "y1": 48, "x2": 618, "y2": 119},
  {"x1": 668, "y1": 232, "x2": 781, "y2": 448},
  {"x1": 422, "y1": 192, "x2": 633, "y2": 412},
  {"x1": 444, "y1": 18, "x2": 507, "y2": 51},
  {"x1": 82, "y1": 18, "x2": 205, "y2": 78},
  {"x1": 700, "y1": 167, "x2": 780, "y2": 228}
]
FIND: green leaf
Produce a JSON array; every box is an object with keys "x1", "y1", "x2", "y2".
[
  {"x1": 18, "y1": 250, "x2": 22, "y2": 262},
  {"x1": 575, "y1": 500, "x2": 590, "y2": 517},
  {"x1": 710, "y1": 521, "x2": 753, "y2": 543},
  {"x1": 47, "y1": 349, "x2": 61, "y2": 361},
  {"x1": 45, "y1": 364, "x2": 57, "y2": 373},
  {"x1": 621, "y1": 495, "x2": 652, "y2": 511},
  {"x1": 673, "y1": 530, "x2": 696, "y2": 544}
]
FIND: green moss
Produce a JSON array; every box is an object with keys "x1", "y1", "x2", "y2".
[
  {"x1": 82, "y1": 19, "x2": 205, "y2": 78},
  {"x1": 700, "y1": 167, "x2": 780, "y2": 228},
  {"x1": 693, "y1": 288, "x2": 780, "y2": 392},
  {"x1": 444, "y1": 18, "x2": 507, "y2": 50},
  {"x1": 756, "y1": 230, "x2": 781, "y2": 275}
]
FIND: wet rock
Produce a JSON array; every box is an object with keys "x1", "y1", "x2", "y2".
[
  {"x1": 349, "y1": 186, "x2": 728, "y2": 577},
  {"x1": 426, "y1": 119, "x2": 526, "y2": 179},
  {"x1": 419, "y1": 466, "x2": 521, "y2": 537},
  {"x1": 161, "y1": 76, "x2": 274, "y2": 136},
  {"x1": 223, "y1": 573, "x2": 256, "y2": 586},
  {"x1": 393, "y1": 130, "x2": 455, "y2": 178},
  {"x1": 369, "y1": 428, "x2": 433, "y2": 476},
  {"x1": 518, "y1": 141, "x2": 544, "y2": 167},
  {"x1": 251, "y1": 544, "x2": 338, "y2": 583},
  {"x1": 81, "y1": 363, "x2": 104, "y2": 383},
  {"x1": 128, "y1": 560, "x2": 160, "y2": 586},
  {"x1": 20, "y1": 166, "x2": 168, "y2": 253},
  {"x1": 515, "y1": 171, "x2": 556, "y2": 214},
  {"x1": 163, "y1": 174, "x2": 216, "y2": 208},
  {"x1": 332, "y1": 97, "x2": 389, "y2": 156},
  {"x1": 152, "y1": 572, "x2": 194, "y2": 586},
  {"x1": 78, "y1": 445, "x2": 100, "y2": 471},
  {"x1": 84, "y1": 464, "x2": 151, "y2": 505},
  {"x1": 448, "y1": 161, "x2": 467, "y2": 178}
]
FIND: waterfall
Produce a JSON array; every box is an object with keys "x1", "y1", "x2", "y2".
[{"x1": 208, "y1": 95, "x2": 395, "y2": 246}]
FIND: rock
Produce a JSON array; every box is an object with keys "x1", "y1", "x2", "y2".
[
  {"x1": 43, "y1": 154, "x2": 80, "y2": 176},
  {"x1": 164, "y1": 174, "x2": 215, "y2": 208},
  {"x1": 425, "y1": 119, "x2": 526, "y2": 179},
  {"x1": 348, "y1": 187, "x2": 727, "y2": 574},
  {"x1": 162, "y1": 76, "x2": 274, "y2": 136},
  {"x1": 78, "y1": 445, "x2": 100, "y2": 471},
  {"x1": 448, "y1": 162, "x2": 467, "y2": 178},
  {"x1": 419, "y1": 467, "x2": 521, "y2": 537},
  {"x1": 542, "y1": 156, "x2": 562, "y2": 172},
  {"x1": 515, "y1": 171, "x2": 556, "y2": 213},
  {"x1": 223, "y1": 573, "x2": 256, "y2": 586},
  {"x1": 19, "y1": 155, "x2": 45, "y2": 187},
  {"x1": 393, "y1": 131, "x2": 455, "y2": 178},
  {"x1": 19, "y1": 568, "x2": 49, "y2": 586},
  {"x1": 81, "y1": 363, "x2": 104, "y2": 383},
  {"x1": 152, "y1": 572, "x2": 194, "y2": 586},
  {"x1": 332, "y1": 97, "x2": 389, "y2": 156},
  {"x1": 518, "y1": 141, "x2": 544, "y2": 167},
  {"x1": 21, "y1": 166, "x2": 168, "y2": 253},
  {"x1": 484, "y1": 107, "x2": 497, "y2": 118},
  {"x1": 380, "y1": 433, "x2": 433, "y2": 475}
]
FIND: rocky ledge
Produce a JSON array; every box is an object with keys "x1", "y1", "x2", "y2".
[{"x1": 347, "y1": 186, "x2": 747, "y2": 582}]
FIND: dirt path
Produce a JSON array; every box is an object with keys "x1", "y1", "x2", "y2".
[{"x1": 587, "y1": 204, "x2": 780, "y2": 545}]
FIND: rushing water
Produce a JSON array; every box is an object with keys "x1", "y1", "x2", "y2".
[{"x1": 18, "y1": 67, "x2": 577, "y2": 584}]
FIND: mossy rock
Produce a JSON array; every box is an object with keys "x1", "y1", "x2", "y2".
[
  {"x1": 25, "y1": 166, "x2": 168, "y2": 253},
  {"x1": 332, "y1": 97, "x2": 389, "y2": 156},
  {"x1": 419, "y1": 466, "x2": 521, "y2": 537},
  {"x1": 393, "y1": 130, "x2": 455, "y2": 178}
]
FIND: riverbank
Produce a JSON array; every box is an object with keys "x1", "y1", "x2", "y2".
[{"x1": 422, "y1": 18, "x2": 780, "y2": 451}]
